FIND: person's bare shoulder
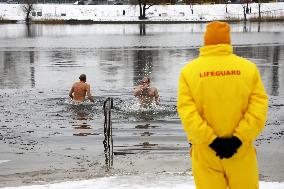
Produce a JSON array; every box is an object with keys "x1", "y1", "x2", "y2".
[
  {"x1": 84, "y1": 83, "x2": 91, "y2": 90},
  {"x1": 72, "y1": 82, "x2": 78, "y2": 88},
  {"x1": 150, "y1": 86, "x2": 158, "y2": 91}
]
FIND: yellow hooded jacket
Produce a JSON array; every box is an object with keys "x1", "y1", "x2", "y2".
[{"x1": 177, "y1": 44, "x2": 268, "y2": 146}]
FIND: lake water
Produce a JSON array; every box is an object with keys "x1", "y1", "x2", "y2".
[{"x1": 0, "y1": 22, "x2": 284, "y2": 187}]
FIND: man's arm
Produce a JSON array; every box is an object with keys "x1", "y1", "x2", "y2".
[
  {"x1": 177, "y1": 70, "x2": 217, "y2": 145},
  {"x1": 154, "y1": 88, "x2": 160, "y2": 105},
  {"x1": 234, "y1": 67, "x2": 268, "y2": 143},
  {"x1": 69, "y1": 85, "x2": 74, "y2": 99},
  {"x1": 86, "y1": 84, "x2": 94, "y2": 103},
  {"x1": 133, "y1": 85, "x2": 143, "y2": 97}
]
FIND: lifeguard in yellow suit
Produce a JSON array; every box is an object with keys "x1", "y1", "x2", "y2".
[{"x1": 177, "y1": 21, "x2": 268, "y2": 189}]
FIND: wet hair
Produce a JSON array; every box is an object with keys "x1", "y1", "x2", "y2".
[
  {"x1": 79, "y1": 74, "x2": 86, "y2": 82},
  {"x1": 142, "y1": 77, "x2": 150, "y2": 83}
]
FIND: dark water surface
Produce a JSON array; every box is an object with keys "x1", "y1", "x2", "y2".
[{"x1": 0, "y1": 23, "x2": 284, "y2": 186}]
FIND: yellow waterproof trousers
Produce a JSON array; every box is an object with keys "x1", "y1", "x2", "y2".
[{"x1": 191, "y1": 143, "x2": 259, "y2": 189}]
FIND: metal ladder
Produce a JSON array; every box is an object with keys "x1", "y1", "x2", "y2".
[{"x1": 103, "y1": 97, "x2": 114, "y2": 168}]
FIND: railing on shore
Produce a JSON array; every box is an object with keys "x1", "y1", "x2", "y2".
[{"x1": 103, "y1": 97, "x2": 114, "y2": 169}]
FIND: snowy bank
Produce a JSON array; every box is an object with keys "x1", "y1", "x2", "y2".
[
  {"x1": 1, "y1": 174, "x2": 284, "y2": 189},
  {"x1": 0, "y1": 3, "x2": 284, "y2": 22}
]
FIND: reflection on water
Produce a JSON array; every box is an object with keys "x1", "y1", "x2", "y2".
[
  {"x1": 234, "y1": 45, "x2": 284, "y2": 96},
  {"x1": 1, "y1": 22, "x2": 284, "y2": 39},
  {"x1": 133, "y1": 50, "x2": 155, "y2": 85},
  {"x1": 272, "y1": 46, "x2": 280, "y2": 96},
  {"x1": 26, "y1": 24, "x2": 33, "y2": 38},
  {"x1": 139, "y1": 24, "x2": 146, "y2": 36},
  {"x1": 0, "y1": 51, "x2": 34, "y2": 88},
  {"x1": 0, "y1": 45, "x2": 283, "y2": 97},
  {"x1": 29, "y1": 51, "x2": 35, "y2": 88},
  {"x1": 66, "y1": 101, "x2": 97, "y2": 136},
  {"x1": 50, "y1": 51, "x2": 76, "y2": 67}
]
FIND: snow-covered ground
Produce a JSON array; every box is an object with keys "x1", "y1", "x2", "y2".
[
  {"x1": 0, "y1": 3, "x2": 284, "y2": 22},
  {"x1": 0, "y1": 161, "x2": 283, "y2": 189},
  {"x1": 0, "y1": 173, "x2": 283, "y2": 189},
  {"x1": 0, "y1": 160, "x2": 10, "y2": 164}
]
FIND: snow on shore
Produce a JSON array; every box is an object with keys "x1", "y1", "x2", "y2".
[
  {"x1": 0, "y1": 160, "x2": 10, "y2": 164},
  {"x1": 0, "y1": 3, "x2": 284, "y2": 22},
  {"x1": 1, "y1": 174, "x2": 284, "y2": 189}
]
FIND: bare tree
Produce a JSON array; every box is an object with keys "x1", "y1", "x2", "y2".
[
  {"x1": 130, "y1": 0, "x2": 158, "y2": 20},
  {"x1": 22, "y1": 0, "x2": 35, "y2": 24},
  {"x1": 138, "y1": 0, "x2": 156, "y2": 19},
  {"x1": 257, "y1": 0, "x2": 262, "y2": 32}
]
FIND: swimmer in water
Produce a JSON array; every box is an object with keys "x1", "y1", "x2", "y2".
[
  {"x1": 133, "y1": 77, "x2": 160, "y2": 108},
  {"x1": 69, "y1": 74, "x2": 94, "y2": 103}
]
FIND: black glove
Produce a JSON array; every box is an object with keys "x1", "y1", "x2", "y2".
[
  {"x1": 209, "y1": 137, "x2": 226, "y2": 158},
  {"x1": 209, "y1": 136, "x2": 242, "y2": 159}
]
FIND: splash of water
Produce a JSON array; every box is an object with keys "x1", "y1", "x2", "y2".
[
  {"x1": 114, "y1": 98, "x2": 177, "y2": 121},
  {"x1": 64, "y1": 99, "x2": 94, "y2": 106}
]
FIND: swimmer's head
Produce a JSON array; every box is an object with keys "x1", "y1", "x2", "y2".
[
  {"x1": 141, "y1": 77, "x2": 150, "y2": 85},
  {"x1": 79, "y1": 74, "x2": 86, "y2": 82}
]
